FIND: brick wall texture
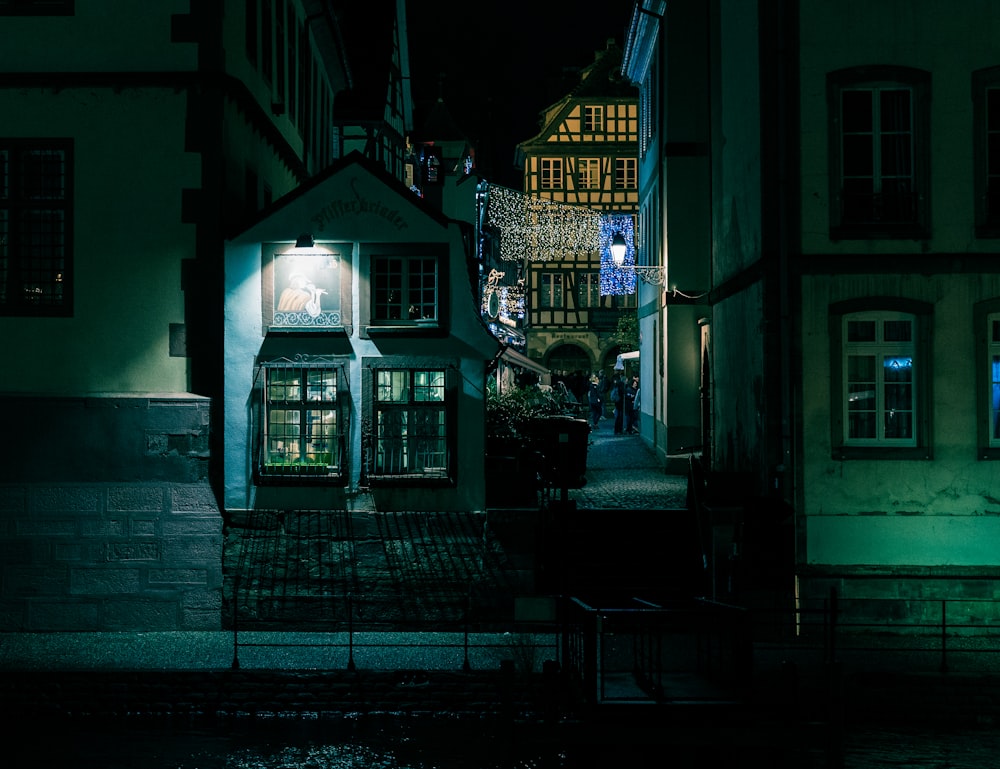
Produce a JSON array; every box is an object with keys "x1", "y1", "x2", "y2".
[{"x1": 0, "y1": 396, "x2": 222, "y2": 632}]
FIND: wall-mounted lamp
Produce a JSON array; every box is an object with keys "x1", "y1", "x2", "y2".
[
  {"x1": 609, "y1": 230, "x2": 667, "y2": 285},
  {"x1": 295, "y1": 232, "x2": 314, "y2": 249}
]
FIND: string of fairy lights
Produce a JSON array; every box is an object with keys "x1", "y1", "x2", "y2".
[
  {"x1": 484, "y1": 185, "x2": 602, "y2": 262},
  {"x1": 482, "y1": 184, "x2": 637, "y2": 297}
]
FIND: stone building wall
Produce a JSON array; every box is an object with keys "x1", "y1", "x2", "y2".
[{"x1": 0, "y1": 395, "x2": 222, "y2": 632}]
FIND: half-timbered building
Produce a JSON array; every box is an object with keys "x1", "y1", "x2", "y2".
[{"x1": 517, "y1": 40, "x2": 640, "y2": 379}]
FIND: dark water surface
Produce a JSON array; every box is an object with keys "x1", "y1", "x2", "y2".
[{"x1": 6, "y1": 717, "x2": 1000, "y2": 768}]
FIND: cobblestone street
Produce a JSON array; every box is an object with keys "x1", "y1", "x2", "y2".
[{"x1": 567, "y1": 428, "x2": 687, "y2": 510}]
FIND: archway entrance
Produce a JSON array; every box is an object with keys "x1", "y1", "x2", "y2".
[{"x1": 545, "y1": 343, "x2": 591, "y2": 377}]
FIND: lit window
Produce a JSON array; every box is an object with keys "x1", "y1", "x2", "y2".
[
  {"x1": 0, "y1": 141, "x2": 72, "y2": 316},
  {"x1": 615, "y1": 157, "x2": 637, "y2": 190},
  {"x1": 539, "y1": 273, "x2": 563, "y2": 309},
  {"x1": 828, "y1": 67, "x2": 929, "y2": 238},
  {"x1": 259, "y1": 363, "x2": 344, "y2": 480},
  {"x1": 584, "y1": 105, "x2": 604, "y2": 133},
  {"x1": 372, "y1": 369, "x2": 449, "y2": 478},
  {"x1": 577, "y1": 158, "x2": 601, "y2": 189},
  {"x1": 372, "y1": 254, "x2": 437, "y2": 322},
  {"x1": 540, "y1": 158, "x2": 563, "y2": 190}
]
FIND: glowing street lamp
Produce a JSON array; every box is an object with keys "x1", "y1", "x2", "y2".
[{"x1": 609, "y1": 230, "x2": 667, "y2": 285}]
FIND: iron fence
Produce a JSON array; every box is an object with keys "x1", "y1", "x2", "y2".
[{"x1": 763, "y1": 590, "x2": 1000, "y2": 674}]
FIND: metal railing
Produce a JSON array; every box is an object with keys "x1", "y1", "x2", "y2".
[
  {"x1": 771, "y1": 590, "x2": 1000, "y2": 674},
  {"x1": 230, "y1": 591, "x2": 560, "y2": 672},
  {"x1": 561, "y1": 595, "x2": 752, "y2": 705}
]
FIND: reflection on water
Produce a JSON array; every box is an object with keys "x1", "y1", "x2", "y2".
[{"x1": 8, "y1": 717, "x2": 1000, "y2": 769}]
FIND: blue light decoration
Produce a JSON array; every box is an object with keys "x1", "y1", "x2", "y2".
[{"x1": 599, "y1": 214, "x2": 637, "y2": 296}]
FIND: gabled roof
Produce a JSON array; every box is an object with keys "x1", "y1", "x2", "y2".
[
  {"x1": 519, "y1": 39, "x2": 638, "y2": 148},
  {"x1": 230, "y1": 150, "x2": 450, "y2": 240}
]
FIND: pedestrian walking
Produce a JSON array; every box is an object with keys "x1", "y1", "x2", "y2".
[
  {"x1": 587, "y1": 375, "x2": 603, "y2": 429},
  {"x1": 610, "y1": 373, "x2": 625, "y2": 434},
  {"x1": 625, "y1": 375, "x2": 639, "y2": 434}
]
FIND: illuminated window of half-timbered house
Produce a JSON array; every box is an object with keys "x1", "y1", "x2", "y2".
[
  {"x1": 615, "y1": 157, "x2": 637, "y2": 190},
  {"x1": 541, "y1": 158, "x2": 563, "y2": 190},
  {"x1": 583, "y1": 105, "x2": 604, "y2": 132},
  {"x1": 578, "y1": 158, "x2": 601, "y2": 189}
]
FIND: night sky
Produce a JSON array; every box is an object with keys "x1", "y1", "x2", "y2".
[{"x1": 406, "y1": 1, "x2": 638, "y2": 188}]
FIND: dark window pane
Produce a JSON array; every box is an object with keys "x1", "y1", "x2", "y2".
[
  {"x1": 883, "y1": 321, "x2": 912, "y2": 342},
  {"x1": 879, "y1": 89, "x2": 911, "y2": 132},
  {"x1": 843, "y1": 135, "x2": 874, "y2": 176},
  {"x1": 842, "y1": 90, "x2": 873, "y2": 132},
  {"x1": 879, "y1": 181, "x2": 917, "y2": 222},
  {"x1": 989, "y1": 88, "x2": 1000, "y2": 127},
  {"x1": 880, "y1": 135, "x2": 912, "y2": 176},
  {"x1": 848, "y1": 411, "x2": 876, "y2": 439},
  {"x1": 989, "y1": 134, "x2": 1000, "y2": 175}
]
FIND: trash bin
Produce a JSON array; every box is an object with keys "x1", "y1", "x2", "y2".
[{"x1": 525, "y1": 415, "x2": 589, "y2": 489}]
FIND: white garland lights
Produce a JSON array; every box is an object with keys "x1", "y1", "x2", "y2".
[
  {"x1": 485, "y1": 185, "x2": 602, "y2": 262},
  {"x1": 483, "y1": 184, "x2": 639, "y2": 297}
]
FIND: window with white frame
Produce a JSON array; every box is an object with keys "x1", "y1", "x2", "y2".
[
  {"x1": 539, "y1": 272, "x2": 564, "y2": 308},
  {"x1": 828, "y1": 66, "x2": 929, "y2": 238},
  {"x1": 540, "y1": 158, "x2": 563, "y2": 190},
  {"x1": 577, "y1": 158, "x2": 601, "y2": 189},
  {"x1": 975, "y1": 300, "x2": 1000, "y2": 457},
  {"x1": 577, "y1": 272, "x2": 601, "y2": 308},
  {"x1": 0, "y1": 141, "x2": 72, "y2": 316},
  {"x1": 259, "y1": 362, "x2": 343, "y2": 480},
  {"x1": 372, "y1": 369, "x2": 449, "y2": 478},
  {"x1": 584, "y1": 105, "x2": 604, "y2": 133},
  {"x1": 372, "y1": 254, "x2": 437, "y2": 322},
  {"x1": 841, "y1": 312, "x2": 917, "y2": 447},
  {"x1": 615, "y1": 157, "x2": 637, "y2": 190},
  {"x1": 831, "y1": 301, "x2": 930, "y2": 459}
]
